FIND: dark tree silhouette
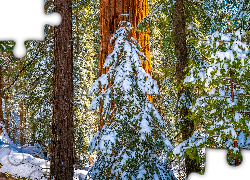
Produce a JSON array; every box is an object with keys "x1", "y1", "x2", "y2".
[{"x1": 173, "y1": 0, "x2": 200, "y2": 175}]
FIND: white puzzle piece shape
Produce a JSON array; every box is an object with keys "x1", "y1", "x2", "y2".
[
  {"x1": 0, "y1": 0, "x2": 61, "y2": 58},
  {"x1": 188, "y1": 149, "x2": 250, "y2": 180}
]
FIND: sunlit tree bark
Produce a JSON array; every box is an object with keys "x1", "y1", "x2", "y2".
[{"x1": 99, "y1": 0, "x2": 152, "y2": 130}]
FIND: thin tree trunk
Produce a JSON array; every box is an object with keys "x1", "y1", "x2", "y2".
[
  {"x1": 51, "y1": 0, "x2": 74, "y2": 179},
  {"x1": 2, "y1": 53, "x2": 11, "y2": 136},
  {"x1": 0, "y1": 63, "x2": 3, "y2": 136},
  {"x1": 0, "y1": 65, "x2": 4, "y2": 124},
  {"x1": 173, "y1": 0, "x2": 200, "y2": 176},
  {"x1": 4, "y1": 94, "x2": 10, "y2": 136},
  {"x1": 173, "y1": 0, "x2": 188, "y2": 87},
  {"x1": 20, "y1": 100, "x2": 25, "y2": 146},
  {"x1": 76, "y1": 11, "x2": 80, "y2": 57},
  {"x1": 18, "y1": 57, "x2": 25, "y2": 146},
  {"x1": 229, "y1": 71, "x2": 239, "y2": 166}
]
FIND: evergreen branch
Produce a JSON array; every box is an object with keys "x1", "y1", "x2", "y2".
[
  {"x1": 3, "y1": 37, "x2": 54, "y2": 94},
  {"x1": 21, "y1": 64, "x2": 54, "y2": 95}
]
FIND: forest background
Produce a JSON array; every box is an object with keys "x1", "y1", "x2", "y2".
[{"x1": 0, "y1": 0, "x2": 249, "y2": 179}]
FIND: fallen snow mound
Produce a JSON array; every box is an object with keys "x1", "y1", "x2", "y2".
[{"x1": 0, "y1": 122, "x2": 49, "y2": 179}]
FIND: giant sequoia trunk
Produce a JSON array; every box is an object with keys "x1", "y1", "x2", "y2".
[
  {"x1": 173, "y1": 0, "x2": 200, "y2": 176},
  {"x1": 51, "y1": 0, "x2": 74, "y2": 179},
  {"x1": 100, "y1": 0, "x2": 151, "y2": 76},
  {"x1": 99, "y1": 0, "x2": 152, "y2": 130}
]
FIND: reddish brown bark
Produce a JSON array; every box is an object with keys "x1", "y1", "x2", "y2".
[
  {"x1": 51, "y1": 0, "x2": 74, "y2": 179},
  {"x1": 99, "y1": 0, "x2": 152, "y2": 130},
  {"x1": 100, "y1": 0, "x2": 151, "y2": 76},
  {"x1": 234, "y1": 139, "x2": 239, "y2": 165}
]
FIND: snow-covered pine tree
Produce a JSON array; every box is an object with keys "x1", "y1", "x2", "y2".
[
  {"x1": 185, "y1": 30, "x2": 250, "y2": 165},
  {"x1": 86, "y1": 21, "x2": 177, "y2": 180}
]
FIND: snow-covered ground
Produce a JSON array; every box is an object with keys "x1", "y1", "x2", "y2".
[
  {"x1": 74, "y1": 169, "x2": 88, "y2": 180},
  {"x1": 0, "y1": 122, "x2": 88, "y2": 179}
]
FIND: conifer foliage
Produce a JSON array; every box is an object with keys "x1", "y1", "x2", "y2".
[
  {"x1": 185, "y1": 30, "x2": 250, "y2": 165},
  {"x1": 86, "y1": 21, "x2": 177, "y2": 180}
]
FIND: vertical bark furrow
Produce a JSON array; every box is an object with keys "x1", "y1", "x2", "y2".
[
  {"x1": 99, "y1": 0, "x2": 152, "y2": 130},
  {"x1": 51, "y1": 0, "x2": 74, "y2": 179}
]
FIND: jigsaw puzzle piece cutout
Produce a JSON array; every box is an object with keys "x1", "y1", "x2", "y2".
[
  {"x1": 0, "y1": 0, "x2": 61, "y2": 58},
  {"x1": 188, "y1": 149, "x2": 249, "y2": 180}
]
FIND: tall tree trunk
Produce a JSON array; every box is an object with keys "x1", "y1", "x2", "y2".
[
  {"x1": 173, "y1": 0, "x2": 188, "y2": 87},
  {"x1": 51, "y1": 0, "x2": 74, "y2": 179},
  {"x1": 0, "y1": 64, "x2": 3, "y2": 136},
  {"x1": 173, "y1": 0, "x2": 200, "y2": 176},
  {"x1": 4, "y1": 94, "x2": 10, "y2": 136},
  {"x1": 99, "y1": 0, "x2": 152, "y2": 130},
  {"x1": 76, "y1": 11, "x2": 80, "y2": 57},
  {"x1": 20, "y1": 99, "x2": 25, "y2": 146},
  {"x1": 17, "y1": 57, "x2": 25, "y2": 146},
  {"x1": 2, "y1": 52, "x2": 10, "y2": 136},
  {"x1": 0, "y1": 65, "x2": 4, "y2": 124}
]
